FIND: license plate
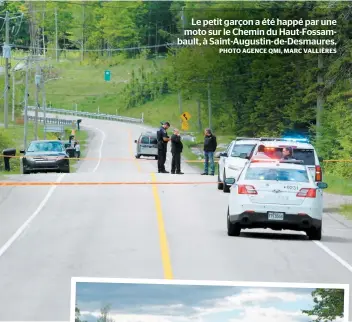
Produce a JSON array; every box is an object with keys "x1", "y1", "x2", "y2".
[{"x1": 268, "y1": 212, "x2": 284, "y2": 220}]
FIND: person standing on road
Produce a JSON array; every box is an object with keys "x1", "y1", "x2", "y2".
[
  {"x1": 201, "y1": 128, "x2": 217, "y2": 176},
  {"x1": 75, "y1": 141, "x2": 81, "y2": 160},
  {"x1": 170, "y1": 128, "x2": 184, "y2": 174},
  {"x1": 156, "y1": 121, "x2": 171, "y2": 173}
]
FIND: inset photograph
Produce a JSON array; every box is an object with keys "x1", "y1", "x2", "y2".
[{"x1": 71, "y1": 278, "x2": 349, "y2": 322}]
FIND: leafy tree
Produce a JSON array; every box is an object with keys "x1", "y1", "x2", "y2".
[
  {"x1": 75, "y1": 305, "x2": 87, "y2": 322},
  {"x1": 302, "y1": 288, "x2": 345, "y2": 322},
  {"x1": 97, "y1": 304, "x2": 115, "y2": 322}
]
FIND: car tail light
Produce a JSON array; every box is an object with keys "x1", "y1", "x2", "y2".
[
  {"x1": 238, "y1": 185, "x2": 257, "y2": 195},
  {"x1": 315, "y1": 165, "x2": 322, "y2": 181},
  {"x1": 296, "y1": 188, "x2": 316, "y2": 198}
]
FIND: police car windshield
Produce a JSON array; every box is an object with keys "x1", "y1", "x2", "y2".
[
  {"x1": 245, "y1": 167, "x2": 310, "y2": 182},
  {"x1": 258, "y1": 147, "x2": 315, "y2": 165},
  {"x1": 231, "y1": 144, "x2": 256, "y2": 157}
]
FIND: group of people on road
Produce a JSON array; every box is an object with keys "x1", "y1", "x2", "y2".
[
  {"x1": 59, "y1": 136, "x2": 81, "y2": 160},
  {"x1": 156, "y1": 121, "x2": 217, "y2": 175}
]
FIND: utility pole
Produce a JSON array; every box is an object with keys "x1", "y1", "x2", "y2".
[
  {"x1": 12, "y1": 70, "x2": 15, "y2": 122},
  {"x1": 34, "y1": 63, "x2": 41, "y2": 140},
  {"x1": 207, "y1": 82, "x2": 212, "y2": 130},
  {"x1": 55, "y1": 7, "x2": 58, "y2": 62},
  {"x1": 42, "y1": 71, "x2": 47, "y2": 139},
  {"x1": 178, "y1": 92, "x2": 182, "y2": 115},
  {"x1": 3, "y1": 11, "x2": 10, "y2": 128},
  {"x1": 81, "y1": 2, "x2": 85, "y2": 62},
  {"x1": 42, "y1": 9, "x2": 46, "y2": 57},
  {"x1": 23, "y1": 57, "x2": 30, "y2": 150},
  {"x1": 316, "y1": 54, "x2": 324, "y2": 141},
  {"x1": 197, "y1": 99, "x2": 202, "y2": 132},
  {"x1": 177, "y1": 7, "x2": 185, "y2": 120}
]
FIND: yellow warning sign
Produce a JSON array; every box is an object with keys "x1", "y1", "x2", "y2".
[
  {"x1": 71, "y1": 129, "x2": 75, "y2": 136},
  {"x1": 181, "y1": 121, "x2": 189, "y2": 131},
  {"x1": 180, "y1": 112, "x2": 191, "y2": 122}
]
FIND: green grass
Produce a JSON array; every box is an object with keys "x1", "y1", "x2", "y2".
[
  {"x1": 338, "y1": 204, "x2": 352, "y2": 220},
  {"x1": 324, "y1": 173, "x2": 352, "y2": 196},
  {"x1": 36, "y1": 57, "x2": 165, "y2": 114}
]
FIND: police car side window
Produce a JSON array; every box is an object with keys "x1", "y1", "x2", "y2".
[{"x1": 231, "y1": 144, "x2": 256, "y2": 157}]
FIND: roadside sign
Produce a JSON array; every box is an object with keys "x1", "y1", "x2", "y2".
[
  {"x1": 180, "y1": 112, "x2": 191, "y2": 122},
  {"x1": 71, "y1": 129, "x2": 75, "y2": 136},
  {"x1": 181, "y1": 121, "x2": 189, "y2": 131},
  {"x1": 44, "y1": 125, "x2": 64, "y2": 133},
  {"x1": 35, "y1": 74, "x2": 41, "y2": 86},
  {"x1": 104, "y1": 70, "x2": 111, "y2": 81}
]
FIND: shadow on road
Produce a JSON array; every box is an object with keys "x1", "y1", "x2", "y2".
[{"x1": 240, "y1": 231, "x2": 308, "y2": 241}]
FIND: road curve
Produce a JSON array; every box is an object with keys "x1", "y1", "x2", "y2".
[{"x1": 0, "y1": 115, "x2": 352, "y2": 321}]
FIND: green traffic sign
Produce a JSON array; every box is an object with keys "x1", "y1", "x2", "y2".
[{"x1": 104, "y1": 70, "x2": 111, "y2": 81}]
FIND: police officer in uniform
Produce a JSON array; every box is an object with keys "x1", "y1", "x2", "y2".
[{"x1": 156, "y1": 121, "x2": 171, "y2": 173}]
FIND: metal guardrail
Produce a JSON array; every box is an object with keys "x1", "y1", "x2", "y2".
[
  {"x1": 27, "y1": 106, "x2": 144, "y2": 123},
  {"x1": 27, "y1": 115, "x2": 73, "y2": 126}
]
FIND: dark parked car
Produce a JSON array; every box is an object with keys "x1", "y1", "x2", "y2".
[{"x1": 20, "y1": 140, "x2": 70, "y2": 174}]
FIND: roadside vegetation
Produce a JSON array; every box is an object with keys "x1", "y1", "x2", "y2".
[{"x1": 0, "y1": 1, "x2": 351, "y2": 194}]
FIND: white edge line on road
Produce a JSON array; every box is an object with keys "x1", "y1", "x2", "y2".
[
  {"x1": 313, "y1": 240, "x2": 352, "y2": 274},
  {"x1": 0, "y1": 174, "x2": 66, "y2": 258},
  {"x1": 81, "y1": 124, "x2": 106, "y2": 173},
  {"x1": 69, "y1": 278, "x2": 77, "y2": 322}
]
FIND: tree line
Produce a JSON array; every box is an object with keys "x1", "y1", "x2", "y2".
[{"x1": 0, "y1": 1, "x2": 351, "y2": 177}]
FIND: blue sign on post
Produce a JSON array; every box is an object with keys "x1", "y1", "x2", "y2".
[{"x1": 104, "y1": 70, "x2": 111, "y2": 82}]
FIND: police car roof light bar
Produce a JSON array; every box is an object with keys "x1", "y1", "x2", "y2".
[{"x1": 259, "y1": 137, "x2": 310, "y2": 143}]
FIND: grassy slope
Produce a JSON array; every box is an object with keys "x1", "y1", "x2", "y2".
[{"x1": 6, "y1": 54, "x2": 351, "y2": 195}]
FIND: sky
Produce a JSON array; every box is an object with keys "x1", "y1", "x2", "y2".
[{"x1": 75, "y1": 282, "x2": 345, "y2": 322}]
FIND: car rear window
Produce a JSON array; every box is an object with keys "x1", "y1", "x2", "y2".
[
  {"x1": 231, "y1": 144, "x2": 256, "y2": 157},
  {"x1": 258, "y1": 147, "x2": 316, "y2": 165},
  {"x1": 245, "y1": 167, "x2": 310, "y2": 182},
  {"x1": 140, "y1": 136, "x2": 150, "y2": 144},
  {"x1": 150, "y1": 137, "x2": 158, "y2": 145}
]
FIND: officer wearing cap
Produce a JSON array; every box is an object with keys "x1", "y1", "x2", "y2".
[{"x1": 156, "y1": 121, "x2": 171, "y2": 173}]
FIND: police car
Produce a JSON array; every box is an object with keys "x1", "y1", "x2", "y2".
[
  {"x1": 225, "y1": 158, "x2": 328, "y2": 240},
  {"x1": 218, "y1": 137, "x2": 323, "y2": 193}
]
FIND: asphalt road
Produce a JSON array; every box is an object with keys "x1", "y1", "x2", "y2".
[{"x1": 0, "y1": 115, "x2": 352, "y2": 321}]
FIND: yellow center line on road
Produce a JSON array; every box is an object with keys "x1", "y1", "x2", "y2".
[
  {"x1": 128, "y1": 130, "x2": 141, "y2": 172},
  {"x1": 151, "y1": 172, "x2": 173, "y2": 279}
]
